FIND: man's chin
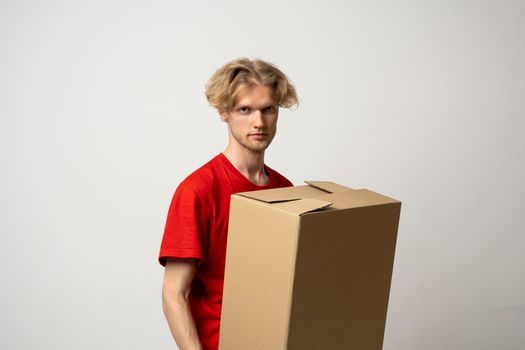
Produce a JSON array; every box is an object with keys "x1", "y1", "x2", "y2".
[{"x1": 244, "y1": 141, "x2": 271, "y2": 153}]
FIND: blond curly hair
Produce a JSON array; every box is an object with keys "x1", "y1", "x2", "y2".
[{"x1": 205, "y1": 58, "x2": 298, "y2": 112}]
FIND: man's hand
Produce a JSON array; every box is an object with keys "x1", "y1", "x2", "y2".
[{"x1": 162, "y1": 258, "x2": 203, "y2": 350}]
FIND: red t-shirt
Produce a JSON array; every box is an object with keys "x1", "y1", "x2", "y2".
[{"x1": 159, "y1": 153, "x2": 293, "y2": 350}]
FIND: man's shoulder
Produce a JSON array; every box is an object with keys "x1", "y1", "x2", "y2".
[{"x1": 178, "y1": 155, "x2": 224, "y2": 194}]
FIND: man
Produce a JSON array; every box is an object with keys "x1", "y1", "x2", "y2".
[{"x1": 159, "y1": 58, "x2": 298, "y2": 350}]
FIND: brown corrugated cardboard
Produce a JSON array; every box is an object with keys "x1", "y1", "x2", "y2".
[{"x1": 219, "y1": 181, "x2": 401, "y2": 350}]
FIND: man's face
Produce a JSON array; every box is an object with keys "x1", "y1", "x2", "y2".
[{"x1": 221, "y1": 84, "x2": 279, "y2": 154}]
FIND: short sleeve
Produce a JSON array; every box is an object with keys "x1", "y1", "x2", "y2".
[{"x1": 158, "y1": 183, "x2": 210, "y2": 266}]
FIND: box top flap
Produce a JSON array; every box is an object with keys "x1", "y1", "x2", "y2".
[
  {"x1": 317, "y1": 189, "x2": 400, "y2": 209},
  {"x1": 304, "y1": 181, "x2": 352, "y2": 193},
  {"x1": 235, "y1": 181, "x2": 399, "y2": 213},
  {"x1": 272, "y1": 199, "x2": 333, "y2": 216},
  {"x1": 237, "y1": 184, "x2": 324, "y2": 203}
]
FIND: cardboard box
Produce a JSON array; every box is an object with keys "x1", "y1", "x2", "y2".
[{"x1": 219, "y1": 181, "x2": 401, "y2": 350}]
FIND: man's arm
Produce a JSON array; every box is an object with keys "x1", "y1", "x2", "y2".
[{"x1": 162, "y1": 258, "x2": 203, "y2": 350}]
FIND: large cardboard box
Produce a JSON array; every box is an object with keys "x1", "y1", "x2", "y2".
[{"x1": 219, "y1": 181, "x2": 401, "y2": 350}]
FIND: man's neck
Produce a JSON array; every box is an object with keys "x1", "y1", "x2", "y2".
[{"x1": 222, "y1": 145, "x2": 268, "y2": 186}]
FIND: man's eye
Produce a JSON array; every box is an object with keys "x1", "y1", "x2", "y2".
[
  {"x1": 239, "y1": 107, "x2": 250, "y2": 114},
  {"x1": 263, "y1": 106, "x2": 275, "y2": 113}
]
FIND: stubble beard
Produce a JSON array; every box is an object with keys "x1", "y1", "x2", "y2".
[{"x1": 231, "y1": 128, "x2": 276, "y2": 154}]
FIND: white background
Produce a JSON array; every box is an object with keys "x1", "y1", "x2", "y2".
[{"x1": 1, "y1": 0, "x2": 524, "y2": 349}]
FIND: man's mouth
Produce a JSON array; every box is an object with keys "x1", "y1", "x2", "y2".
[{"x1": 249, "y1": 133, "x2": 269, "y2": 139}]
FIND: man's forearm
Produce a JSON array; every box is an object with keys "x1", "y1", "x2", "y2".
[{"x1": 162, "y1": 291, "x2": 202, "y2": 350}]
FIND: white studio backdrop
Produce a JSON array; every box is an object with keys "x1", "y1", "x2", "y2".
[{"x1": 1, "y1": 0, "x2": 524, "y2": 349}]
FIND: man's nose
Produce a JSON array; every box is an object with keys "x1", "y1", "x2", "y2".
[{"x1": 252, "y1": 110, "x2": 265, "y2": 128}]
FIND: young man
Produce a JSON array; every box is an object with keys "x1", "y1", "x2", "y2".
[{"x1": 159, "y1": 58, "x2": 298, "y2": 350}]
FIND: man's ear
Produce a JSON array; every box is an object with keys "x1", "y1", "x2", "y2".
[{"x1": 219, "y1": 109, "x2": 229, "y2": 122}]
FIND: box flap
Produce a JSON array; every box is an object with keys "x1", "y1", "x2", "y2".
[
  {"x1": 272, "y1": 199, "x2": 333, "y2": 216},
  {"x1": 304, "y1": 181, "x2": 352, "y2": 193},
  {"x1": 236, "y1": 183, "x2": 399, "y2": 213},
  {"x1": 237, "y1": 185, "x2": 324, "y2": 203},
  {"x1": 236, "y1": 186, "x2": 333, "y2": 215},
  {"x1": 317, "y1": 189, "x2": 399, "y2": 209},
  {"x1": 237, "y1": 182, "x2": 352, "y2": 203}
]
